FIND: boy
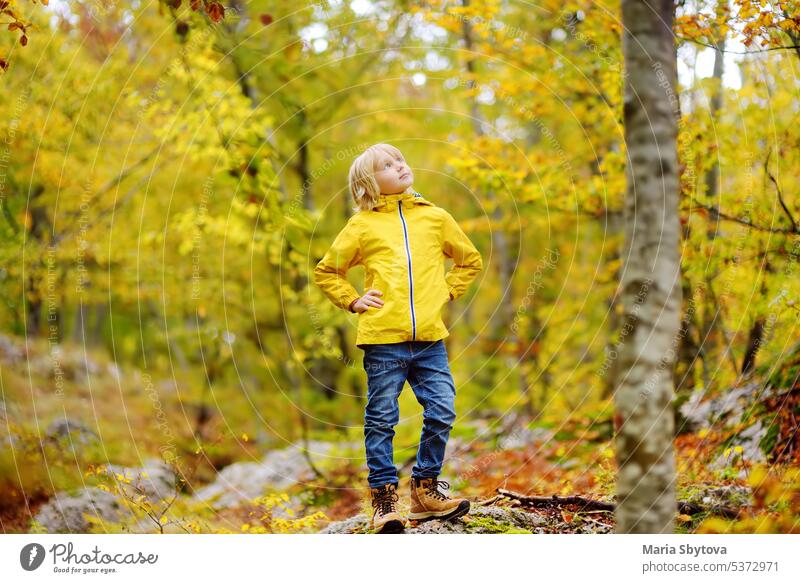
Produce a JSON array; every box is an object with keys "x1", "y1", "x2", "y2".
[{"x1": 313, "y1": 143, "x2": 483, "y2": 533}]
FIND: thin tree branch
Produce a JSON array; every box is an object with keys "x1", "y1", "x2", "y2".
[
  {"x1": 764, "y1": 149, "x2": 797, "y2": 233},
  {"x1": 676, "y1": 35, "x2": 800, "y2": 54},
  {"x1": 60, "y1": 145, "x2": 161, "y2": 225},
  {"x1": 685, "y1": 195, "x2": 799, "y2": 236},
  {"x1": 54, "y1": 155, "x2": 173, "y2": 245}
]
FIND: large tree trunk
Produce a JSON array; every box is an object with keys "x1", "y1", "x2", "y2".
[
  {"x1": 614, "y1": 0, "x2": 682, "y2": 534},
  {"x1": 25, "y1": 185, "x2": 48, "y2": 337},
  {"x1": 741, "y1": 254, "x2": 771, "y2": 376}
]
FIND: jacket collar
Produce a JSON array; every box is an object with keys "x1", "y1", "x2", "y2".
[{"x1": 372, "y1": 190, "x2": 432, "y2": 213}]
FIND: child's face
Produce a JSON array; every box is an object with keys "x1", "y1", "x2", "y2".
[{"x1": 373, "y1": 149, "x2": 413, "y2": 195}]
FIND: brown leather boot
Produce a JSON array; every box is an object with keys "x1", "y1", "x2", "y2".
[
  {"x1": 409, "y1": 476, "x2": 470, "y2": 522},
  {"x1": 369, "y1": 483, "x2": 406, "y2": 534}
]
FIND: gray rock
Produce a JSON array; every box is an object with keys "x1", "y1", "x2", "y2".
[
  {"x1": 44, "y1": 418, "x2": 99, "y2": 446},
  {"x1": 686, "y1": 485, "x2": 752, "y2": 509},
  {"x1": 33, "y1": 487, "x2": 130, "y2": 533},
  {"x1": 193, "y1": 441, "x2": 356, "y2": 509},
  {"x1": 103, "y1": 460, "x2": 178, "y2": 502},
  {"x1": 29, "y1": 348, "x2": 100, "y2": 382},
  {"x1": 157, "y1": 379, "x2": 177, "y2": 394},
  {"x1": 0, "y1": 334, "x2": 23, "y2": 364},
  {"x1": 680, "y1": 382, "x2": 774, "y2": 469},
  {"x1": 679, "y1": 382, "x2": 771, "y2": 432},
  {"x1": 271, "y1": 494, "x2": 305, "y2": 520},
  {"x1": 711, "y1": 420, "x2": 768, "y2": 474},
  {"x1": 320, "y1": 513, "x2": 370, "y2": 534},
  {"x1": 319, "y1": 504, "x2": 548, "y2": 534},
  {"x1": 106, "y1": 362, "x2": 122, "y2": 381},
  {"x1": 3, "y1": 430, "x2": 21, "y2": 449}
]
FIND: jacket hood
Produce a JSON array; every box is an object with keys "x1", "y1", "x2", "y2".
[{"x1": 371, "y1": 190, "x2": 434, "y2": 213}]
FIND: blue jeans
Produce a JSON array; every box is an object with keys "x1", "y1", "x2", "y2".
[{"x1": 362, "y1": 340, "x2": 457, "y2": 489}]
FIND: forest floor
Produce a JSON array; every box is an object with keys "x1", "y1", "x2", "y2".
[{"x1": 1, "y1": 333, "x2": 798, "y2": 534}]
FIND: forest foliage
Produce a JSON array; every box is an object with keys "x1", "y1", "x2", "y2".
[{"x1": 0, "y1": 0, "x2": 798, "y2": 533}]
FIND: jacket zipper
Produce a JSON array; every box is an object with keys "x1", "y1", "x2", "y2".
[{"x1": 397, "y1": 200, "x2": 416, "y2": 340}]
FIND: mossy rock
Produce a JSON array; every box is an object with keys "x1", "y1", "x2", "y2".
[{"x1": 319, "y1": 505, "x2": 546, "y2": 534}]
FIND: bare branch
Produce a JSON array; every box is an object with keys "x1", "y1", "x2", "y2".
[
  {"x1": 677, "y1": 35, "x2": 800, "y2": 55},
  {"x1": 764, "y1": 149, "x2": 798, "y2": 233},
  {"x1": 685, "y1": 195, "x2": 799, "y2": 236}
]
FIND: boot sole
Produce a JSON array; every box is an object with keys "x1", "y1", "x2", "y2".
[
  {"x1": 408, "y1": 500, "x2": 470, "y2": 522},
  {"x1": 375, "y1": 519, "x2": 405, "y2": 534}
]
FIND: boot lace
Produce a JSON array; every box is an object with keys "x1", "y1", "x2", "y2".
[
  {"x1": 372, "y1": 486, "x2": 399, "y2": 517},
  {"x1": 425, "y1": 478, "x2": 451, "y2": 501}
]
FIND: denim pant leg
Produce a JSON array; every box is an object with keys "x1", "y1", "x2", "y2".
[
  {"x1": 363, "y1": 343, "x2": 409, "y2": 489},
  {"x1": 406, "y1": 340, "x2": 457, "y2": 479}
]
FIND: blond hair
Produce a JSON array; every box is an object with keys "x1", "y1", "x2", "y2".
[{"x1": 348, "y1": 143, "x2": 408, "y2": 212}]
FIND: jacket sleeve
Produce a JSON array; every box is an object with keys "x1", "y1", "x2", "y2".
[
  {"x1": 314, "y1": 216, "x2": 363, "y2": 312},
  {"x1": 442, "y1": 210, "x2": 483, "y2": 301}
]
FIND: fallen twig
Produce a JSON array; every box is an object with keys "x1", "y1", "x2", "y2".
[
  {"x1": 677, "y1": 500, "x2": 742, "y2": 520},
  {"x1": 496, "y1": 488, "x2": 743, "y2": 520},
  {"x1": 497, "y1": 488, "x2": 615, "y2": 512}
]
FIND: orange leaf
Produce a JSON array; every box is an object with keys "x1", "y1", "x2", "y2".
[{"x1": 206, "y1": 1, "x2": 224, "y2": 23}]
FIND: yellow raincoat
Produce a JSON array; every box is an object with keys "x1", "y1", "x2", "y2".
[{"x1": 314, "y1": 190, "x2": 483, "y2": 347}]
